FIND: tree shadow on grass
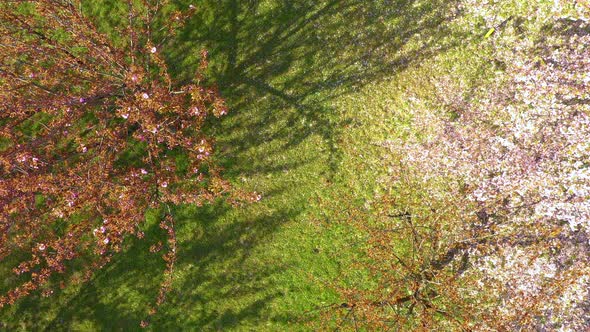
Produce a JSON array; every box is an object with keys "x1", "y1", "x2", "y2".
[
  {"x1": 2, "y1": 195, "x2": 296, "y2": 331},
  {"x1": 169, "y1": 0, "x2": 465, "y2": 178},
  {"x1": 149, "y1": 202, "x2": 298, "y2": 330},
  {"x1": 0, "y1": 189, "x2": 296, "y2": 331}
]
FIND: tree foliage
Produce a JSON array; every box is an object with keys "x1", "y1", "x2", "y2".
[{"x1": 0, "y1": 0, "x2": 257, "y2": 322}]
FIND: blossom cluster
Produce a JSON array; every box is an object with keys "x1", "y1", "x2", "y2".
[{"x1": 386, "y1": 11, "x2": 590, "y2": 330}]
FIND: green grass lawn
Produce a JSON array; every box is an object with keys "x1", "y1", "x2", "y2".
[{"x1": 1, "y1": 0, "x2": 567, "y2": 330}]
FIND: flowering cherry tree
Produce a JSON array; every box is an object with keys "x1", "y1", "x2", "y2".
[
  {"x1": 0, "y1": 0, "x2": 257, "y2": 323},
  {"x1": 403, "y1": 27, "x2": 590, "y2": 328},
  {"x1": 332, "y1": 4, "x2": 590, "y2": 330}
]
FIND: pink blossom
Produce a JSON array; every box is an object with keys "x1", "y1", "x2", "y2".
[{"x1": 388, "y1": 21, "x2": 590, "y2": 329}]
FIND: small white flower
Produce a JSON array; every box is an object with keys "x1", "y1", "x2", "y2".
[
  {"x1": 142, "y1": 92, "x2": 149, "y2": 99},
  {"x1": 140, "y1": 168, "x2": 148, "y2": 175},
  {"x1": 161, "y1": 181, "x2": 168, "y2": 188},
  {"x1": 38, "y1": 243, "x2": 46, "y2": 251},
  {"x1": 150, "y1": 47, "x2": 157, "y2": 54},
  {"x1": 121, "y1": 113, "x2": 129, "y2": 119},
  {"x1": 103, "y1": 238, "x2": 110, "y2": 244}
]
